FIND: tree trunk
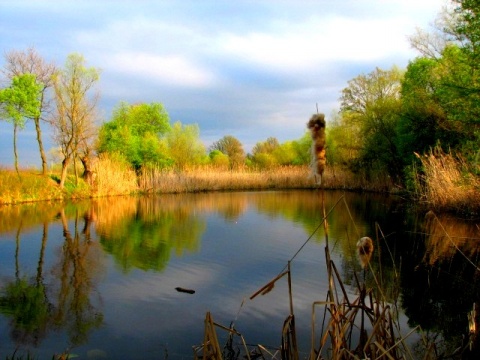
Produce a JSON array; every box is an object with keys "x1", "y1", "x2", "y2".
[
  {"x1": 59, "y1": 156, "x2": 70, "y2": 188},
  {"x1": 13, "y1": 123, "x2": 19, "y2": 175},
  {"x1": 34, "y1": 116, "x2": 48, "y2": 175},
  {"x1": 74, "y1": 154, "x2": 78, "y2": 186},
  {"x1": 80, "y1": 154, "x2": 95, "y2": 186}
]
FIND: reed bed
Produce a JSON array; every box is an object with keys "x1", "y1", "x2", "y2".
[
  {"x1": 413, "y1": 148, "x2": 480, "y2": 214},
  {"x1": 138, "y1": 165, "x2": 392, "y2": 194},
  {"x1": 92, "y1": 154, "x2": 138, "y2": 196}
]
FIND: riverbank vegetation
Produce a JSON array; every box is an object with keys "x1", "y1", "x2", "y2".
[{"x1": 0, "y1": 1, "x2": 479, "y2": 214}]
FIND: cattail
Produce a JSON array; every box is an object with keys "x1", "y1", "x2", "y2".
[
  {"x1": 356, "y1": 236, "x2": 374, "y2": 269},
  {"x1": 307, "y1": 113, "x2": 326, "y2": 184}
]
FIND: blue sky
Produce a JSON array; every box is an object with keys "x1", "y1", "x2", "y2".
[{"x1": 0, "y1": 0, "x2": 446, "y2": 168}]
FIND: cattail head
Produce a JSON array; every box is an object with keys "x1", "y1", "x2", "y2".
[
  {"x1": 307, "y1": 113, "x2": 326, "y2": 183},
  {"x1": 356, "y1": 236, "x2": 374, "y2": 268}
]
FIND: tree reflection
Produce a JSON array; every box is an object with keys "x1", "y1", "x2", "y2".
[
  {"x1": 51, "y1": 208, "x2": 104, "y2": 346},
  {"x1": 97, "y1": 196, "x2": 206, "y2": 272},
  {"x1": 0, "y1": 221, "x2": 50, "y2": 345},
  {"x1": 0, "y1": 206, "x2": 104, "y2": 350},
  {"x1": 400, "y1": 212, "x2": 480, "y2": 358}
]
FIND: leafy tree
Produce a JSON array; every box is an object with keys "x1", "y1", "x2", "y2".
[
  {"x1": 251, "y1": 137, "x2": 280, "y2": 169},
  {"x1": 2, "y1": 47, "x2": 56, "y2": 175},
  {"x1": 290, "y1": 132, "x2": 312, "y2": 166},
  {"x1": 0, "y1": 73, "x2": 41, "y2": 174},
  {"x1": 338, "y1": 66, "x2": 404, "y2": 180},
  {"x1": 165, "y1": 121, "x2": 206, "y2": 170},
  {"x1": 210, "y1": 135, "x2": 245, "y2": 169},
  {"x1": 51, "y1": 53, "x2": 100, "y2": 188},
  {"x1": 98, "y1": 102, "x2": 171, "y2": 170},
  {"x1": 398, "y1": 57, "x2": 452, "y2": 164},
  {"x1": 209, "y1": 149, "x2": 229, "y2": 169}
]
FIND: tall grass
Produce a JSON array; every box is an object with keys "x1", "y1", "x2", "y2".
[
  {"x1": 137, "y1": 165, "x2": 391, "y2": 194},
  {"x1": 412, "y1": 147, "x2": 480, "y2": 214},
  {"x1": 93, "y1": 154, "x2": 138, "y2": 196},
  {"x1": 0, "y1": 168, "x2": 64, "y2": 204}
]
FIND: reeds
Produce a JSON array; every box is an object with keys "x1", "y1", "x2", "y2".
[
  {"x1": 413, "y1": 147, "x2": 480, "y2": 213},
  {"x1": 194, "y1": 194, "x2": 429, "y2": 360},
  {"x1": 92, "y1": 154, "x2": 138, "y2": 196}
]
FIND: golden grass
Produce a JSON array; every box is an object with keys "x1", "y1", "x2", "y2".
[
  {"x1": 137, "y1": 165, "x2": 392, "y2": 194},
  {"x1": 93, "y1": 154, "x2": 138, "y2": 196},
  {"x1": 0, "y1": 168, "x2": 64, "y2": 205},
  {"x1": 414, "y1": 148, "x2": 480, "y2": 213}
]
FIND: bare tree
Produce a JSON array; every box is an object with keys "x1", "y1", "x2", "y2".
[
  {"x1": 2, "y1": 47, "x2": 56, "y2": 175},
  {"x1": 408, "y1": 5, "x2": 458, "y2": 59},
  {"x1": 51, "y1": 53, "x2": 100, "y2": 188}
]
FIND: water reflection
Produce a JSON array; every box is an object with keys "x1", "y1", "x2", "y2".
[{"x1": 0, "y1": 191, "x2": 478, "y2": 358}]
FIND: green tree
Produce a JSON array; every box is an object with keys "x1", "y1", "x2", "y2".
[
  {"x1": 2, "y1": 47, "x2": 57, "y2": 175},
  {"x1": 338, "y1": 66, "x2": 404, "y2": 180},
  {"x1": 98, "y1": 102, "x2": 171, "y2": 170},
  {"x1": 165, "y1": 121, "x2": 206, "y2": 170},
  {"x1": 0, "y1": 73, "x2": 41, "y2": 174},
  {"x1": 51, "y1": 53, "x2": 100, "y2": 188},
  {"x1": 290, "y1": 132, "x2": 312, "y2": 165},
  {"x1": 210, "y1": 135, "x2": 245, "y2": 169},
  {"x1": 209, "y1": 149, "x2": 229, "y2": 169},
  {"x1": 251, "y1": 137, "x2": 280, "y2": 169},
  {"x1": 397, "y1": 57, "x2": 452, "y2": 164}
]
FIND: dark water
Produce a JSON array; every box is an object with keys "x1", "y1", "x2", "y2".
[{"x1": 0, "y1": 190, "x2": 479, "y2": 359}]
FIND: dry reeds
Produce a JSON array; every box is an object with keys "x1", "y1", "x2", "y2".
[
  {"x1": 138, "y1": 166, "x2": 317, "y2": 193},
  {"x1": 413, "y1": 147, "x2": 480, "y2": 213},
  {"x1": 93, "y1": 154, "x2": 138, "y2": 196}
]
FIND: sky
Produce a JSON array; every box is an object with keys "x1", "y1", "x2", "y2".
[{"x1": 0, "y1": 0, "x2": 447, "y2": 168}]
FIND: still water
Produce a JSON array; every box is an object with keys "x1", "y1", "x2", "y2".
[{"x1": 0, "y1": 190, "x2": 478, "y2": 359}]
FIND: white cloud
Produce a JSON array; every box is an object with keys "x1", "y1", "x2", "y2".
[
  {"x1": 106, "y1": 52, "x2": 217, "y2": 88},
  {"x1": 221, "y1": 14, "x2": 420, "y2": 71}
]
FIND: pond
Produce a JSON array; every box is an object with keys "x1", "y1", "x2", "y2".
[{"x1": 0, "y1": 190, "x2": 479, "y2": 359}]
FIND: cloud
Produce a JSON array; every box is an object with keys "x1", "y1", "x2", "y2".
[
  {"x1": 106, "y1": 52, "x2": 217, "y2": 88},
  {"x1": 221, "y1": 15, "x2": 416, "y2": 72}
]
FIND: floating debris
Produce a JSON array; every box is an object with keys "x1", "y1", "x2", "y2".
[{"x1": 175, "y1": 287, "x2": 195, "y2": 294}]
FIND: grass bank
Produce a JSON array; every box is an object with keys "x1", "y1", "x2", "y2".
[{"x1": 2, "y1": 150, "x2": 479, "y2": 215}]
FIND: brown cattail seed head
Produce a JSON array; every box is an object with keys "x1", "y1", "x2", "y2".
[
  {"x1": 307, "y1": 113, "x2": 326, "y2": 182},
  {"x1": 356, "y1": 236, "x2": 374, "y2": 268}
]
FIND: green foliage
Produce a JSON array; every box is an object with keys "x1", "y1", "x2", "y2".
[
  {"x1": 0, "y1": 73, "x2": 41, "y2": 126},
  {"x1": 335, "y1": 66, "x2": 404, "y2": 180},
  {"x1": 165, "y1": 121, "x2": 206, "y2": 170},
  {"x1": 98, "y1": 101, "x2": 171, "y2": 170},
  {"x1": 209, "y1": 149, "x2": 229, "y2": 168},
  {"x1": 250, "y1": 136, "x2": 310, "y2": 169},
  {"x1": 290, "y1": 132, "x2": 312, "y2": 165}
]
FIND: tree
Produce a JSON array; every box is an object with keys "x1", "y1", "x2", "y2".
[
  {"x1": 209, "y1": 150, "x2": 229, "y2": 169},
  {"x1": 98, "y1": 102, "x2": 171, "y2": 170},
  {"x1": 2, "y1": 47, "x2": 56, "y2": 175},
  {"x1": 210, "y1": 135, "x2": 245, "y2": 169},
  {"x1": 0, "y1": 73, "x2": 41, "y2": 174},
  {"x1": 338, "y1": 66, "x2": 404, "y2": 179},
  {"x1": 251, "y1": 137, "x2": 280, "y2": 169},
  {"x1": 51, "y1": 53, "x2": 100, "y2": 188},
  {"x1": 165, "y1": 121, "x2": 206, "y2": 170}
]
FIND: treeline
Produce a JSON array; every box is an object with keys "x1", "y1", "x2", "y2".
[
  {"x1": 0, "y1": 49, "x2": 312, "y2": 188},
  {"x1": 0, "y1": 1, "x2": 479, "y2": 211},
  {"x1": 326, "y1": 1, "x2": 479, "y2": 211}
]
